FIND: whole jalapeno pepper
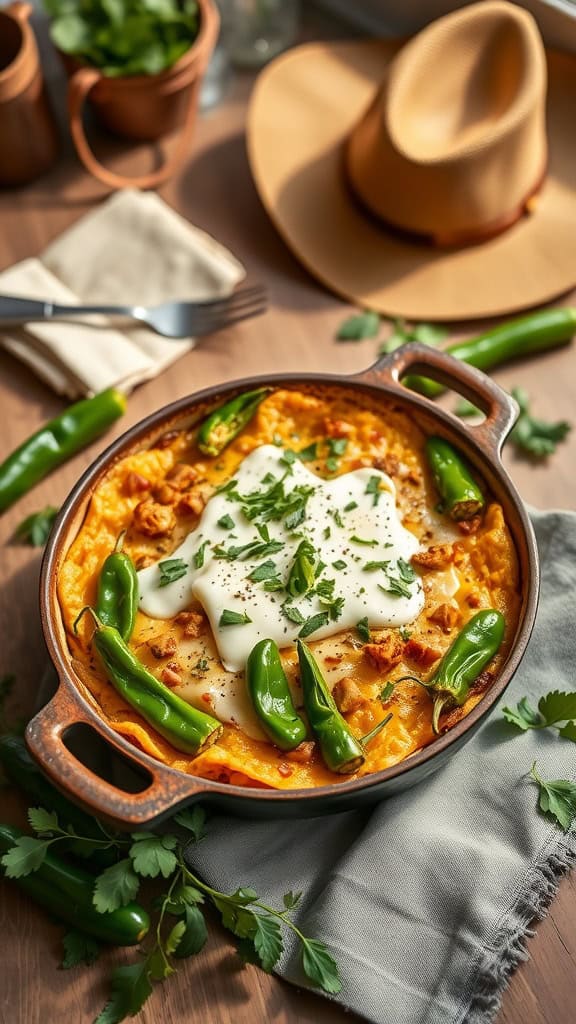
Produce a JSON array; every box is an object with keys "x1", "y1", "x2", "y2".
[
  {"x1": 0, "y1": 823, "x2": 149, "y2": 946},
  {"x1": 96, "y1": 531, "x2": 139, "y2": 642},
  {"x1": 426, "y1": 436, "x2": 484, "y2": 521},
  {"x1": 0, "y1": 387, "x2": 126, "y2": 513},
  {"x1": 403, "y1": 307, "x2": 576, "y2": 398},
  {"x1": 397, "y1": 609, "x2": 505, "y2": 734},
  {"x1": 0, "y1": 735, "x2": 117, "y2": 867},
  {"x1": 297, "y1": 640, "x2": 365, "y2": 774},
  {"x1": 197, "y1": 388, "x2": 270, "y2": 457},
  {"x1": 76, "y1": 608, "x2": 222, "y2": 756},
  {"x1": 246, "y1": 639, "x2": 307, "y2": 751}
]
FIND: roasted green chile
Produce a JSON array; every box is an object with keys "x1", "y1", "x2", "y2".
[
  {"x1": 96, "y1": 531, "x2": 139, "y2": 642},
  {"x1": 77, "y1": 608, "x2": 223, "y2": 756},
  {"x1": 399, "y1": 609, "x2": 505, "y2": 734},
  {"x1": 246, "y1": 639, "x2": 307, "y2": 751},
  {"x1": 0, "y1": 823, "x2": 149, "y2": 945},
  {"x1": 404, "y1": 308, "x2": 576, "y2": 397},
  {"x1": 0, "y1": 387, "x2": 126, "y2": 513},
  {"x1": 0, "y1": 735, "x2": 117, "y2": 866},
  {"x1": 197, "y1": 388, "x2": 270, "y2": 457},
  {"x1": 297, "y1": 640, "x2": 365, "y2": 774},
  {"x1": 426, "y1": 436, "x2": 484, "y2": 521}
]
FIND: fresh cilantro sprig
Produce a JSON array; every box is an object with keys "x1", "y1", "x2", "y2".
[
  {"x1": 509, "y1": 388, "x2": 571, "y2": 458},
  {"x1": 158, "y1": 559, "x2": 188, "y2": 588},
  {"x1": 1, "y1": 804, "x2": 341, "y2": 1021},
  {"x1": 379, "y1": 318, "x2": 447, "y2": 354},
  {"x1": 530, "y1": 763, "x2": 576, "y2": 832},
  {"x1": 14, "y1": 506, "x2": 58, "y2": 547},
  {"x1": 335, "y1": 310, "x2": 380, "y2": 341},
  {"x1": 502, "y1": 690, "x2": 576, "y2": 742}
]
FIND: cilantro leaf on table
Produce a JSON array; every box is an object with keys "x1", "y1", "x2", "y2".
[
  {"x1": 503, "y1": 690, "x2": 576, "y2": 740},
  {"x1": 129, "y1": 834, "x2": 178, "y2": 879},
  {"x1": 252, "y1": 914, "x2": 284, "y2": 973},
  {"x1": 28, "y1": 807, "x2": 60, "y2": 835},
  {"x1": 336, "y1": 310, "x2": 380, "y2": 341},
  {"x1": 509, "y1": 388, "x2": 571, "y2": 458},
  {"x1": 379, "y1": 318, "x2": 448, "y2": 355},
  {"x1": 94, "y1": 961, "x2": 154, "y2": 1024},
  {"x1": 301, "y1": 937, "x2": 342, "y2": 994},
  {"x1": 173, "y1": 806, "x2": 207, "y2": 841},
  {"x1": 530, "y1": 762, "x2": 576, "y2": 831},
  {"x1": 14, "y1": 506, "x2": 58, "y2": 547},
  {"x1": 60, "y1": 930, "x2": 101, "y2": 970},
  {"x1": 173, "y1": 904, "x2": 208, "y2": 958},
  {"x1": 1, "y1": 835, "x2": 51, "y2": 878},
  {"x1": 93, "y1": 858, "x2": 140, "y2": 912}
]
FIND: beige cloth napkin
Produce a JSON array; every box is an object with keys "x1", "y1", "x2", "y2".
[{"x1": 0, "y1": 190, "x2": 245, "y2": 398}]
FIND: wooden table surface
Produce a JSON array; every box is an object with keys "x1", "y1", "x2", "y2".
[{"x1": 1, "y1": 16, "x2": 575, "y2": 1024}]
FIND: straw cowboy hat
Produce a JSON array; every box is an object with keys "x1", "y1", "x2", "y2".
[{"x1": 246, "y1": 1, "x2": 576, "y2": 320}]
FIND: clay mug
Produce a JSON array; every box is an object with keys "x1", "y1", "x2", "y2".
[
  {"x1": 0, "y1": 1, "x2": 59, "y2": 186},
  {"x1": 62, "y1": 0, "x2": 219, "y2": 190}
]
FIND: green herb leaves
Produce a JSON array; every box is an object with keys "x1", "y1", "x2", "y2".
[
  {"x1": 503, "y1": 690, "x2": 576, "y2": 741},
  {"x1": 336, "y1": 310, "x2": 380, "y2": 341},
  {"x1": 379, "y1": 319, "x2": 448, "y2": 355},
  {"x1": 93, "y1": 859, "x2": 140, "y2": 913},
  {"x1": 298, "y1": 612, "x2": 330, "y2": 639},
  {"x1": 301, "y1": 938, "x2": 342, "y2": 994},
  {"x1": 158, "y1": 558, "x2": 187, "y2": 588},
  {"x1": 509, "y1": 388, "x2": 571, "y2": 458},
  {"x1": 287, "y1": 539, "x2": 316, "y2": 598},
  {"x1": 47, "y1": 0, "x2": 199, "y2": 79},
  {"x1": 219, "y1": 609, "x2": 252, "y2": 627},
  {"x1": 530, "y1": 763, "x2": 576, "y2": 831},
  {"x1": 14, "y1": 505, "x2": 58, "y2": 546}
]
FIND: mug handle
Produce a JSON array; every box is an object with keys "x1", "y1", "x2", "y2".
[{"x1": 67, "y1": 67, "x2": 205, "y2": 191}]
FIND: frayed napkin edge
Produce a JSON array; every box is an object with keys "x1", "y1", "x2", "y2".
[{"x1": 461, "y1": 832, "x2": 576, "y2": 1024}]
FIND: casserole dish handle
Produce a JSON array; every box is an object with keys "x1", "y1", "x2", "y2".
[
  {"x1": 355, "y1": 342, "x2": 518, "y2": 457},
  {"x1": 26, "y1": 680, "x2": 203, "y2": 830}
]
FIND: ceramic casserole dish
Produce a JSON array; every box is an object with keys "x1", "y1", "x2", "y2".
[{"x1": 29, "y1": 344, "x2": 539, "y2": 828}]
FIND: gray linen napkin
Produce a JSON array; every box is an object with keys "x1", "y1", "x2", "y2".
[{"x1": 186, "y1": 507, "x2": 576, "y2": 1024}]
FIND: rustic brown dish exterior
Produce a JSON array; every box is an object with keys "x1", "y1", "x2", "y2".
[{"x1": 29, "y1": 344, "x2": 539, "y2": 828}]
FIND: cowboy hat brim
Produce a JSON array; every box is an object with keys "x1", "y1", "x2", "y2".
[{"x1": 247, "y1": 39, "x2": 576, "y2": 321}]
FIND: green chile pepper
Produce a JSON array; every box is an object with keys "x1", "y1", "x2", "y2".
[
  {"x1": 426, "y1": 437, "x2": 484, "y2": 521},
  {"x1": 0, "y1": 823, "x2": 149, "y2": 946},
  {"x1": 399, "y1": 609, "x2": 505, "y2": 734},
  {"x1": 77, "y1": 608, "x2": 222, "y2": 756},
  {"x1": 0, "y1": 387, "x2": 126, "y2": 513},
  {"x1": 246, "y1": 639, "x2": 307, "y2": 751},
  {"x1": 0, "y1": 735, "x2": 117, "y2": 866},
  {"x1": 404, "y1": 308, "x2": 576, "y2": 398},
  {"x1": 197, "y1": 388, "x2": 270, "y2": 457},
  {"x1": 96, "y1": 531, "x2": 139, "y2": 642},
  {"x1": 297, "y1": 640, "x2": 365, "y2": 774}
]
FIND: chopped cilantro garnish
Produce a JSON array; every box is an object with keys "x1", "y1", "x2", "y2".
[
  {"x1": 332, "y1": 559, "x2": 347, "y2": 570},
  {"x1": 247, "y1": 560, "x2": 279, "y2": 583},
  {"x1": 356, "y1": 617, "x2": 370, "y2": 643},
  {"x1": 363, "y1": 560, "x2": 391, "y2": 572},
  {"x1": 344, "y1": 501, "x2": 358, "y2": 512},
  {"x1": 193, "y1": 540, "x2": 210, "y2": 568},
  {"x1": 158, "y1": 558, "x2": 187, "y2": 587},
  {"x1": 298, "y1": 612, "x2": 330, "y2": 639},
  {"x1": 365, "y1": 476, "x2": 383, "y2": 506},
  {"x1": 283, "y1": 605, "x2": 305, "y2": 625},
  {"x1": 350, "y1": 535, "x2": 378, "y2": 547},
  {"x1": 217, "y1": 514, "x2": 235, "y2": 530},
  {"x1": 219, "y1": 609, "x2": 252, "y2": 626}
]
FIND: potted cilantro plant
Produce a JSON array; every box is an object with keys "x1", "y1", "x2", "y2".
[{"x1": 43, "y1": 0, "x2": 219, "y2": 189}]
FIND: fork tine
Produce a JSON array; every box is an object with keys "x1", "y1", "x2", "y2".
[
  {"x1": 193, "y1": 285, "x2": 267, "y2": 311},
  {"x1": 189, "y1": 300, "x2": 267, "y2": 335},
  {"x1": 188, "y1": 294, "x2": 267, "y2": 327}
]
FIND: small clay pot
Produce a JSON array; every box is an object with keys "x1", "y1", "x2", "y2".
[
  {"x1": 0, "y1": 2, "x2": 59, "y2": 186},
  {"x1": 62, "y1": 0, "x2": 219, "y2": 190}
]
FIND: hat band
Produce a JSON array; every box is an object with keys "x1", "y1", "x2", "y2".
[{"x1": 344, "y1": 158, "x2": 547, "y2": 250}]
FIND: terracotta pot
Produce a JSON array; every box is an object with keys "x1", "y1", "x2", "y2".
[
  {"x1": 0, "y1": 2, "x2": 59, "y2": 186},
  {"x1": 31, "y1": 345, "x2": 539, "y2": 829},
  {"x1": 62, "y1": 0, "x2": 219, "y2": 190}
]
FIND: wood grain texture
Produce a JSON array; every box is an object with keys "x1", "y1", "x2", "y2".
[{"x1": 0, "y1": 12, "x2": 575, "y2": 1024}]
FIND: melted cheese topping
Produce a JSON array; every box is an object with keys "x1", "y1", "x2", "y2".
[{"x1": 138, "y1": 445, "x2": 424, "y2": 672}]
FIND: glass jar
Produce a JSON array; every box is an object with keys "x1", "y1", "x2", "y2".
[{"x1": 220, "y1": 0, "x2": 300, "y2": 68}]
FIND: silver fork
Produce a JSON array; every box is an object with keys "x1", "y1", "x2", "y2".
[{"x1": 0, "y1": 285, "x2": 267, "y2": 339}]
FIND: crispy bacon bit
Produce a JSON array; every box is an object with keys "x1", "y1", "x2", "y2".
[
  {"x1": 148, "y1": 634, "x2": 177, "y2": 659},
  {"x1": 201, "y1": 692, "x2": 213, "y2": 705},
  {"x1": 364, "y1": 634, "x2": 403, "y2": 672},
  {"x1": 174, "y1": 610, "x2": 205, "y2": 638},
  {"x1": 411, "y1": 544, "x2": 454, "y2": 571},
  {"x1": 404, "y1": 637, "x2": 442, "y2": 669},
  {"x1": 156, "y1": 430, "x2": 180, "y2": 450},
  {"x1": 440, "y1": 671, "x2": 495, "y2": 730},
  {"x1": 285, "y1": 741, "x2": 316, "y2": 764},
  {"x1": 324, "y1": 417, "x2": 353, "y2": 438},
  {"x1": 178, "y1": 485, "x2": 210, "y2": 517},
  {"x1": 457, "y1": 515, "x2": 482, "y2": 535},
  {"x1": 167, "y1": 462, "x2": 201, "y2": 490},
  {"x1": 332, "y1": 676, "x2": 369, "y2": 714},
  {"x1": 155, "y1": 483, "x2": 179, "y2": 506},
  {"x1": 469, "y1": 668, "x2": 495, "y2": 697},
  {"x1": 124, "y1": 471, "x2": 151, "y2": 496},
  {"x1": 324, "y1": 654, "x2": 343, "y2": 666},
  {"x1": 402, "y1": 464, "x2": 422, "y2": 485},
  {"x1": 161, "y1": 666, "x2": 181, "y2": 688},
  {"x1": 277, "y1": 763, "x2": 293, "y2": 778},
  {"x1": 466, "y1": 592, "x2": 482, "y2": 609},
  {"x1": 428, "y1": 603, "x2": 460, "y2": 633},
  {"x1": 135, "y1": 555, "x2": 156, "y2": 570},
  {"x1": 373, "y1": 454, "x2": 399, "y2": 477},
  {"x1": 133, "y1": 499, "x2": 176, "y2": 537}
]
